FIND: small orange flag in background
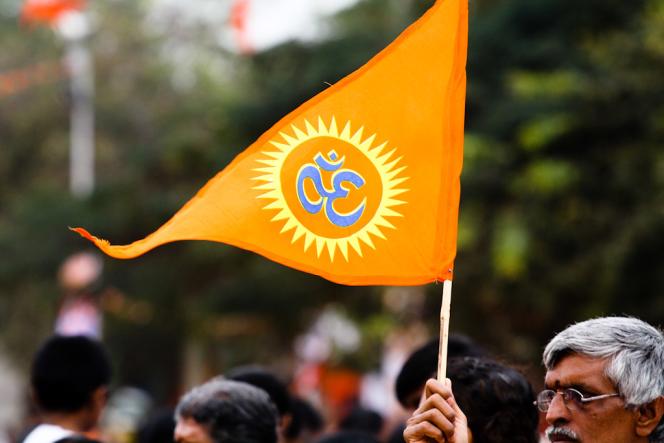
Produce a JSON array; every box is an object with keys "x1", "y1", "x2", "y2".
[
  {"x1": 21, "y1": 0, "x2": 85, "y2": 25},
  {"x1": 73, "y1": 0, "x2": 468, "y2": 286}
]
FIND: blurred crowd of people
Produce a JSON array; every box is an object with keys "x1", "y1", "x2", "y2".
[{"x1": 6, "y1": 316, "x2": 664, "y2": 443}]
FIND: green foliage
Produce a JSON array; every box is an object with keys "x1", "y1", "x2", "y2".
[
  {"x1": 1, "y1": 0, "x2": 663, "y2": 398},
  {"x1": 453, "y1": 0, "x2": 664, "y2": 359}
]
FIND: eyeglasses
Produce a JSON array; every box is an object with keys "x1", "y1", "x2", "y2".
[{"x1": 534, "y1": 388, "x2": 620, "y2": 412}]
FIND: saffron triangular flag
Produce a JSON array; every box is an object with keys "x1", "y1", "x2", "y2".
[{"x1": 73, "y1": 0, "x2": 468, "y2": 286}]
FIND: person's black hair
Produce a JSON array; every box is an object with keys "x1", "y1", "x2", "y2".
[
  {"x1": 385, "y1": 424, "x2": 406, "y2": 443},
  {"x1": 315, "y1": 431, "x2": 379, "y2": 443},
  {"x1": 447, "y1": 357, "x2": 539, "y2": 443},
  {"x1": 395, "y1": 334, "x2": 486, "y2": 408},
  {"x1": 226, "y1": 366, "x2": 292, "y2": 417},
  {"x1": 284, "y1": 397, "x2": 324, "y2": 439},
  {"x1": 54, "y1": 437, "x2": 102, "y2": 443},
  {"x1": 338, "y1": 407, "x2": 383, "y2": 436},
  {"x1": 31, "y1": 335, "x2": 112, "y2": 412},
  {"x1": 176, "y1": 378, "x2": 278, "y2": 443},
  {"x1": 137, "y1": 409, "x2": 176, "y2": 443}
]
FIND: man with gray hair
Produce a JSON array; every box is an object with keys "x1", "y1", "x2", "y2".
[
  {"x1": 539, "y1": 316, "x2": 664, "y2": 443},
  {"x1": 174, "y1": 377, "x2": 279, "y2": 443},
  {"x1": 402, "y1": 316, "x2": 663, "y2": 443}
]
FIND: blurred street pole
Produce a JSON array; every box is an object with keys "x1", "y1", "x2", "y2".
[
  {"x1": 183, "y1": 337, "x2": 206, "y2": 390},
  {"x1": 58, "y1": 11, "x2": 95, "y2": 198}
]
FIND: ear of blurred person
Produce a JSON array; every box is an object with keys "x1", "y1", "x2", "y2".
[
  {"x1": 174, "y1": 377, "x2": 279, "y2": 443},
  {"x1": 22, "y1": 335, "x2": 112, "y2": 443}
]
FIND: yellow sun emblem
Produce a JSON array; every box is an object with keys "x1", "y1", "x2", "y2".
[{"x1": 252, "y1": 116, "x2": 409, "y2": 261}]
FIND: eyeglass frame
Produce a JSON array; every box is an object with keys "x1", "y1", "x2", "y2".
[{"x1": 534, "y1": 387, "x2": 621, "y2": 412}]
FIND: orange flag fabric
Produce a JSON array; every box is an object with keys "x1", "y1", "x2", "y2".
[
  {"x1": 73, "y1": 0, "x2": 468, "y2": 286},
  {"x1": 21, "y1": 0, "x2": 85, "y2": 25}
]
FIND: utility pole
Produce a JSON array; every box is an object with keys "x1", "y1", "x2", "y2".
[
  {"x1": 58, "y1": 11, "x2": 94, "y2": 198},
  {"x1": 21, "y1": 0, "x2": 95, "y2": 198}
]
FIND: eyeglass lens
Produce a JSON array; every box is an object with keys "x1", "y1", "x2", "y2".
[{"x1": 537, "y1": 389, "x2": 585, "y2": 412}]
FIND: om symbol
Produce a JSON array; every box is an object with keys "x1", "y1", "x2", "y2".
[{"x1": 296, "y1": 150, "x2": 366, "y2": 228}]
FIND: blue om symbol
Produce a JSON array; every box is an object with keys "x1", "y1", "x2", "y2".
[{"x1": 296, "y1": 150, "x2": 366, "y2": 228}]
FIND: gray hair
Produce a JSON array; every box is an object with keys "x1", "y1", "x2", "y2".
[
  {"x1": 543, "y1": 317, "x2": 664, "y2": 442},
  {"x1": 176, "y1": 377, "x2": 278, "y2": 443}
]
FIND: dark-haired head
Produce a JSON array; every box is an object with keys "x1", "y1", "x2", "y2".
[
  {"x1": 137, "y1": 409, "x2": 176, "y2": 443},
  {"x1": 315, "y1": 431, "x2": 378, "y2": 443},
  {"x1": 284, "y1": 397, "x2": 324, "y2": 441},
  {"x1": 395, "y1": 334, "x2": 486, "y2": 410},
  {"x1": 176, "y1": 378, "x2": 278, "y2": 443},
  {"x1": 31, "y1": 335, "x2": 112, "y2": 413},
  {"x1": 54, "y1": 436, "x2": 102, "y2": 443},
  {"x1": 338, "y1": 407, "x2": 382, "y2": 436},
  {"x1": 447, "y1": 357, "x2": 539, "y2": 443},
  {"x1": 226, "y1": 366, "x2": 292, "y2": 418}
]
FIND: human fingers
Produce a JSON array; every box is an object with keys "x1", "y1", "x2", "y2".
[
  {"x1": 424, "y1": 378, "x2": 454, "y2": 400},
  {"x1": 404, "y1": 418, "x2": 447, "y2": 443},
  {"x1": 442, "y1": 385, "x2": 467, "y2": 421},
  {"x1": 414, "y1": 405, "x2": 457, "y2": 436},
  {"x1": 423, "y1": 379, "x2": 465, "y2": 419},
  {"x1": 421, "y1": 393, "x2": 457, "y2": 418}
]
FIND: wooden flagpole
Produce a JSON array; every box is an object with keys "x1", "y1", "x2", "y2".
[{"x1": 437, "y1": 279, "x2": 453, "y2": 381}]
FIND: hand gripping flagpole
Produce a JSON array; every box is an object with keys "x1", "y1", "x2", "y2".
[{"x1": 437, "y1": 279, "x2": 453, "y2": 381}]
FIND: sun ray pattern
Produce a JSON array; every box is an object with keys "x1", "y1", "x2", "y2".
[{"x1": 252, "y1": 117, "x2": 409, "y2": 262}]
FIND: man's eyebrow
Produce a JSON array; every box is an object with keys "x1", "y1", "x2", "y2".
[
  {"x1": 544, "y1": 380, "x2": 603, "y2": 393},
  {"x1": 568, "y1": 382, "x2": 605, "y2": 394}
]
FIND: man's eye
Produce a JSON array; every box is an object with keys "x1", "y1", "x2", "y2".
[{"x1": 572, "y1": 388, "x2": 594, "y2": 397}]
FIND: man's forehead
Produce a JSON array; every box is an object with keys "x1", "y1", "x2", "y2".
[
  {"x1": 175, "y1": 417, "x2": 213, "y2": 443},
  {"x1": 544, "y1": 352, "x2": 612, "y2": 390}
]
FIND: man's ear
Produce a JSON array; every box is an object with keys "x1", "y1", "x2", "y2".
[
  {"x1": 80, "y1": 386, "x2": 108, "y2": 431},
  {"x1": 635, "y1": 396, "x2": 664, "y2": 438},
  {"x1": 279, "y1": 413, "x2": 292, "y2": 435},
  {"x1": 29, "y1": 387, "x2": 38, "y2": 407},
  {"x1": 89, "y1": 386, "x2": 109, "y2": 415}
]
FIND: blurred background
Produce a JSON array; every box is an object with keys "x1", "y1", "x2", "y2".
[{"x1": 1, "y1": 0, "x2": 663, "y2": 440}]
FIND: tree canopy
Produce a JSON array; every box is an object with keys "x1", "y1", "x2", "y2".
[{"x1": 1, "y1": 0, "x2": 662, "y2": 401}]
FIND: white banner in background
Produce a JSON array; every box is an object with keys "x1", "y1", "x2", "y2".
[
  {"x1": 229, "y1": 0, "x2": 361, "y2": 52},
  {"x1": 149, "y1": 0, "x2": 360, "y2": 53}
]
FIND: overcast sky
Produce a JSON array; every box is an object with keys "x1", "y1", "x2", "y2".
[{"x1": 149, "y1": 0, "x2": 361, "y2": 52}]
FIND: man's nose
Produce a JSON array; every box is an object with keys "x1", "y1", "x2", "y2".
[{"x1": 545, "y1": 392, "x2": 572, "y2": 424}]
